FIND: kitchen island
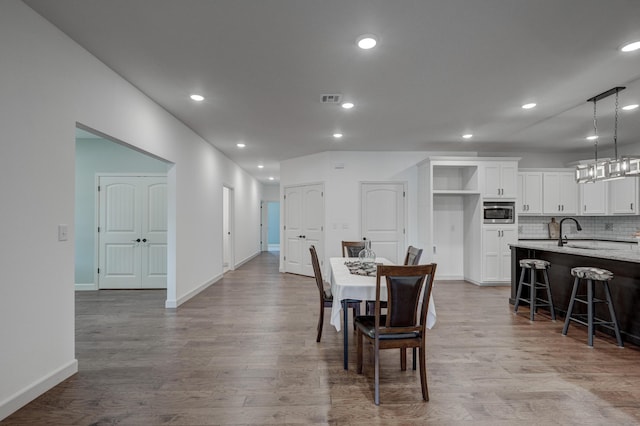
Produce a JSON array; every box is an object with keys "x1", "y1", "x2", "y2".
[{"x1": 510, "y1": 240, "x2": 640, "y2": 346}]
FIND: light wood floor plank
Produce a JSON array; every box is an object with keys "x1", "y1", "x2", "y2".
[{"x1": 3, "y1": 251, "x2": 640, "y2": 425}]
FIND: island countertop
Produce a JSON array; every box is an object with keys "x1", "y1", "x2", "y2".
[{"x1": 511, "y1": 240, "x2": 640, "y2": 264}]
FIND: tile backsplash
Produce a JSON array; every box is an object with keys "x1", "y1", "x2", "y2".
[{"x1": 518, "y1": 215, "x2": 640, "y2": 241}]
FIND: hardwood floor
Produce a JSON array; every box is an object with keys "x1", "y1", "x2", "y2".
[{"x1": 4, "y1": 251, "x2": 640, "y2": 425}]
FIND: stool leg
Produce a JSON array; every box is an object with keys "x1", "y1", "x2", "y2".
[
  {"x1": 562, "y1": 277, "x2": 580, "y2": 336},
  {"x1": 514, "y1": 267, "x2": 526, "y2": 313},
  {"x1": 587, "y1": 279, "x2": 594, "y2": 347},
  {"x1": 603, "y1": 281, "x2": 624, "y2": 347},
  {"x1": 542, "y1": 269, "x2": 555, "y2": 320},
  {"x1": 529, "y1": 268, "x2": 536, "y2": 321}
]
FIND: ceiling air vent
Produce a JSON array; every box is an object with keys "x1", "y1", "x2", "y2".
[{"x1": 320, "y1": 94, "x2": 342, "y2": 104}]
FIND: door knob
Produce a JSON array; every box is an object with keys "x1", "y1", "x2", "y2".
[
  {"x1": 132, "y1": 238, "x2": 141, "y2": 243},
  {"x1": 142, "y1": 238, "x2": 147, "y2": 243}
]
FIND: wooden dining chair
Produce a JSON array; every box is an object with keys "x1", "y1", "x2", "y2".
[
  {"x1": 341, "y1": 240, "x2": 365, "y2": 258},
  {"x1": 309, "y1": 245, "x2": 361, "y2": 342},
  {"x1": 355, "y1": 263, "x2": 437, "y2": 405},
  {"x1": 366, "y1": 245, "x2": 423, "y2": 314}
]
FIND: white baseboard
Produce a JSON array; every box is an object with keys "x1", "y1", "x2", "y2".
[
  {"x1": 466, "y1": 277, "x2": 511, "y2": 287},
  {"x1": 75, "y1": 283, "x2": 97, "y2": 291},
  {"x1": 165, "y1": 273, "x2": 223, "y2": 309},
  {"x1": 164, "y1": 251, "x2": 261, "y2": 309},
  {"x1": 0, "y1": 359, "x2": 78, "y2": 421},
  {"x1": 435, "y1": 275, "x2": 465, "y2": 281}
]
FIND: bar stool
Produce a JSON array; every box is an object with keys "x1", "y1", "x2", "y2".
[
  {"x1": 514, "y1": 259, "x2": 555, "y2": 321},
  {"x1": 562, "y1": 267, "x2": 623, "y2": 347}
]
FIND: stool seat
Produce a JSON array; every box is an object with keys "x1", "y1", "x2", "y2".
[
  {"x1": 563, "y1": 266, "x2": 622, "y2": 347},
  {"x1": 571, "y1": 267, "x2": 613, "y2": 281},
  {"x1": 519, "y1": 259, "x2": 550, "y2": 269},
  {"x1": 514, "y1": 259, "x2": 555, "y2": 321}
]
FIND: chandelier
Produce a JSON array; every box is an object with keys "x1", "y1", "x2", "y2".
[{"x1": 575, "y1": 86, "x2": 640, "y2": 183}]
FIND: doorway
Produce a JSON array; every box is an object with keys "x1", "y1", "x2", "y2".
[
  {"x1": 75, "y1": 127, "x2": 170, "y2": 292},
  {"x1": 223, "y1": 186, "x2": 235, "y2": 273},
  {"x1": 263, "y1": 201, "x2": 280, "y2": 252}
]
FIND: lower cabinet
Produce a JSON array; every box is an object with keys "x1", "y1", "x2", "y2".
[{"x1": 482, "y1": 225, "x2": 517, "y2": 282}]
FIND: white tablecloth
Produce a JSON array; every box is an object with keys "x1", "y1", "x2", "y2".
[{"x1": 329, "y1": 257, "x2": 437, "y2": 332}]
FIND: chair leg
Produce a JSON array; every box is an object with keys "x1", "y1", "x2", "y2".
[
  {"x1": 587, "y1": 279, "x2": 594, "y2": 347},
  {"x1": 316, "y1": 302, "x2": 324, "y2": 343},
  {"x1": 562, "y1": 277, "x2": 580, "y2": 336},
  {"x1": 603, "y1": 281, "x2": 624, "y2": 347},
  {"x1": 514, "y1": 267, "x2": 526, "y2": 312},
  {"x1": 529, "y1": 268, "x2": 536, "y2": 321},
  {"x1": 400, "y1": 348, "x2": 407, "y2": 371},
  {"x1": 374, "y1": 339, "x2": 380, "y2": 405},
  {"x1": 543, "y1": 269, "x2": 556, "y2": 320},
  {"x1": 412, "y1": 347, "x2": 417, "y2": 371},
  {"x1": 419, "y1": 344, "x2": 429, "y2": 401},
  {"x1": 356, "y1": 329, "x2": 364, "y2": 374}
]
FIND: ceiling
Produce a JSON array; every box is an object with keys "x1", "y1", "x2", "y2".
[{"x1": 23, "y1": 0, "x2": 640, "y2": 182}]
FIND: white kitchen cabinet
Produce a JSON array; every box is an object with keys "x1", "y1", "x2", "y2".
[
  {"x1": 608, "y1": 178, "x2": 638, "y2": 215},
  {"x1": 484, "y1": 162, "x2": 518, "y2": 198},
  {"x1": 517, "y1": 172, "x2": 543, "y2": 214},
  {"x1": 543, "y1": 172, "x2": 578, "y2": 215},
  {"x1": 482, "y1": 225, "x2": 517, "y2": 282},
  {"x1": 580, "y1": 180, "x2": 607, "y2": 215}
]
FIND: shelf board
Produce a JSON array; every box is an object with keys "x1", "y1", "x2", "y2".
[{"x1": 433, "y1": 189, "x2": 481, "y2": 195}]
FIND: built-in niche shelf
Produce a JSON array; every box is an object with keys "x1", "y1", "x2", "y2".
[{"x1": 432, "y1": 165, "x2": 479, "y2": 193}]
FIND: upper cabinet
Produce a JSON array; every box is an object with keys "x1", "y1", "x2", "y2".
[
  {"x1": 517, "y1": 172, "x2": 543, "y2": 214},
  {"x1": 542, "y1": 172, "x2": 578, "y2": 215},
  {"x1": 608, "y1": 178, "x2": 638, "y2": 215},
  {"x1": 483, "y1": 161, "x2": 518, "y2": 198},
  {"x1": 580, "y1": 180, "x2": 607, "y2": 215}
]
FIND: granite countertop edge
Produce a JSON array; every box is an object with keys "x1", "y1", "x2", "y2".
[{"x1": 511, "y1": 240, "x2": 640, "y2": 263}]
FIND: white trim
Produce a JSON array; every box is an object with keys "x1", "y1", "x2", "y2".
[
  {"x1": 0, "y1": 359, "x2": 78, "y2": 421},
  {"x1": 75, "y1": 283, "x2": 97, "y2": 291},
  {"x1": 165, "y1": 273, "x2": 223, "y2": 309},
  {"x1": 234, "y1": 251, "x2": 261, "y2": 269}
]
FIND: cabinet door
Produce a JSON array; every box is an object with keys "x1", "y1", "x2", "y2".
[
  {"x1": 500, "y1": 163, "x2": 518, "y2": 198},
  {"x1": 499, "y1": 227, "x2": 518, "y2": 281},
  {"x1": 609, "y1": 178, "x2": 638, "y2": 214},
  {"x1": 543, "y1": 173, "x2": 562, "y2": 214},
  {"x1": 482, "y1": 227, "x2": 500, "y2": 282},
  {"x1": 521, "y1": 172, "x2": 542, "y2": 214},
  {"x1": 580, "y1": 181, "x2": 607, "y2": 215},
  {"x1": 484, "y1": 163, "x2": 501, "y2": 198},
  {"x1": 558, "y1": 173, "x2": 578, "y2": 214}
]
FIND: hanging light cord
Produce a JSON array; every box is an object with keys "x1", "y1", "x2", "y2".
[
  {"x1": 592, "y1": 99, "x2": 598, "y2": 163},
  {"x1": 614, "y1": 88, "x2": 619, "y2": 160}
]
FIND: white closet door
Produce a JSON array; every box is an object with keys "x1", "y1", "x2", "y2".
[
  {"x1": 98, "y1": 176, "x2": 167, "y2": 289},
  {"x1": 284, "y1": 183, "x2": 324, "y2": 277},
  {"x1": 361, "y1": 182, "x2": 406, "y2": 264}
]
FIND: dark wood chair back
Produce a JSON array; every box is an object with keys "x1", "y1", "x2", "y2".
[
  {"x1": 404, "y1": 246, "x2": 423, "y2": 266},
  {"x1": 309, "y1": 245, "x2": 326, "y2": 302},
  {"x1": 342, "y1": 240, "x2": 365, "y2": 257}
]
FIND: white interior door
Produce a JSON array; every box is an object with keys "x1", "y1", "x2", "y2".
[
  {"x1": 361, "y1": 182, "x2": 406, "y2": 264},
  {"x1": 284, "y1": 184, "x2": 324, "y2": 276},
  {"x1": 223, "y1": 186, "x2": 234, "y2": 272},
  {"x1": 98, "y1": 176, "x2": 167, "y2": 289}
]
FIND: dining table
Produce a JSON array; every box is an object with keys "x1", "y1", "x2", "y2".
[{"x1": 329, "y1": 257, "x2": 437, "y2": 370}]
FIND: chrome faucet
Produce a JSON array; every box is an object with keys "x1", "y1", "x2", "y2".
[{"x1": 558, "y1": 217, "x2": 583, "y2": 246}]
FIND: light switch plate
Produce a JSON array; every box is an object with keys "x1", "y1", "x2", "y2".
[{"x1": 58, "y1": 224, "x2": 68, "y2": 241}]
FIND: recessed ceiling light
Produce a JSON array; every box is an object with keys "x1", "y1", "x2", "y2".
[
  {"x1": 357, "y1": 34, "x2": 377, "y2": 50},
  {"x1": 190, "y1": 94, "x2": 204, "y2": 101},
  {"x1": 522, "y1": 103, "x2": 537, "y2": 109},
  {"x1": 258, "y1": 164, "x2": 264, "y2": 169},
  {"x1": 586, "y1": 135, "x2": 598, "y2": 140},
  {"x1": 268, "y1": 176, "x2": 274, "y2": 181},
  {"x1": 462, "y1": 134, "x2": 473, "y2": 139},
  {"x1": 622, "y1": 104, "x2": 639, "y2": 111},
  {"x1": 237, "y1": 143, "x2": 246, "y2": 148},
  {"x1": 341, "y1": 102, "x2": 354, "y2": 109},
  {"x1": 333, "y1": 133, "x2": 343, "y2": 139},
  {"x1": 620, "y1": 41, "x2": 640, "y2": 52}
]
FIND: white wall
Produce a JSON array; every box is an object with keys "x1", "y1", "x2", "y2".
[{"x1": 0, "y1": 1, "x2": 261, "y2": 419}]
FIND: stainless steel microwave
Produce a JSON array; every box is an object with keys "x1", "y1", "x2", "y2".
[{"x1": 483, "y1": 201, "x2": 515, "y2": 224}]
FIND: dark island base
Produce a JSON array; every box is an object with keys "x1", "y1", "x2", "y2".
[{"x1": 511, "y1": 246, "x2": 640, "y2": 347}]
